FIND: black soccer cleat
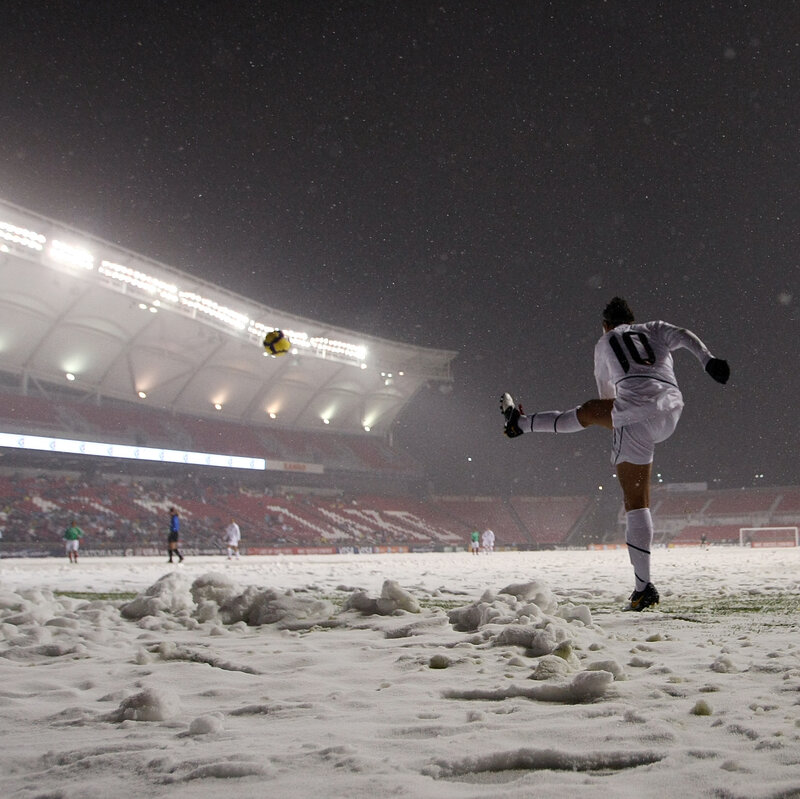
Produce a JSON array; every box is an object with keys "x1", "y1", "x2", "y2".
[
  {"x1": 627, "y1": 582, "x2": 660, "y2": 612},
  {"x1": 500, "y1": 392, "x2": 524, "y2": 438}
]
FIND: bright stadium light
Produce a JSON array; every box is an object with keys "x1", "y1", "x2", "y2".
[
  {"x1": 4, "y1": 205, "x2": 374, "y2": 371},
  {"x1": 178, "y1": 291, "x2": 249, "y2": 329},
  {"x1": 99, "y1": 260, "x2": 180, "y2": 301},
  {"x1": 99, "y1": 261, "x2": 363, "y2": 359},
  {"x1": 50, "y1": 239, "x2": 94, "y2": 270},
  {"x1": 0, "y1": 432, "x2": 266, "y2": 471},
  {"x1": 0, "y1": 220, "x2": 46, "y2": 251}
]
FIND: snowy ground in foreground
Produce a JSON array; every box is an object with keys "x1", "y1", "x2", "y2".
[{"x1": 2, "y1": 547, "x2": 800, "y2": 799}]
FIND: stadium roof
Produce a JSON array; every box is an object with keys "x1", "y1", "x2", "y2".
[{"x1": 0, "y1": 198, "x2": 457, "y2": 437}]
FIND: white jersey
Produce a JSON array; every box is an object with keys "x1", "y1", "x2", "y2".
[
  {"x1": 223, "y1": 522, "x2": 241, "y2": 545},
  {"x1": 481, "y1": 529, "x2": 495, "y2": 547},
  {"x1": 594, "y1": 321, "x2": 714, "y2": 426}
]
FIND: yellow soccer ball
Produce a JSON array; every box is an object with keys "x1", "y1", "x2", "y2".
[{"x1": 263, "y1": 329, "x2": 291, "y2": 356}]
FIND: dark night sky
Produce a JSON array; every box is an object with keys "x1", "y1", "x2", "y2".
[{"x1": 1, "y1": 2, "x2": 797, "y2": 495}]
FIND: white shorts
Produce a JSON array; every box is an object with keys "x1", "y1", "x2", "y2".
[
  {"x1": 611, "y1": 405, "x2": 683, "y2": 466},
  {"x1": 65, "y1": 539, "x2": 80, "y2": 553}
]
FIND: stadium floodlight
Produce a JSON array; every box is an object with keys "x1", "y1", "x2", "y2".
[
  {"x1": 178, "y1": 291, "x2": 249, "y2": 330},
  {"x1": 0, "y1": 432, "x2": 266, "y2": 471},
  {"x1": 101, "y1": 259, "x2": 370, "y2": 362},
  {"x1": 0, "y1": 220, "x2": 46, "y2": 251},
  {"x1": 5, "y1": 203, "x2": 372, "y2": 369},
  {"x1": 99, "y1": 260, "x2": 180, "y2": 301},
  {"x1": 310, "y1": 335, "x2": 367, "y2": 362},
  {"x1": 50, "y1": 239, "x2": 94, "y2": 270}
]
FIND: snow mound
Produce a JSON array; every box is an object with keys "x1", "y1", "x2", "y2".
[
  {"x1": 120, "y1": 573, "x2": 335, "y2": 629},
  {"x1": 343, "y1": 579, "x2": 421, "y2": 615},
  {"x1": 107, "y1": 687, "x2": 179, "y2": 722},
  {"x1": 444, "y1": 669, "x2": 614, "y2": 704},
  {"x1": 120, "y1": 572, "x2": 194, "y2": 619},
  {"x1": 499, "y1": 579, "x2": 558, "y2": 613},
  {"x1": 425, "y1": 744, "x2": 664, "y2": 779}
]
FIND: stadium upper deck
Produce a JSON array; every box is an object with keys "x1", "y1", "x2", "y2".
[{"x1": 0, "y1": 197, "x2": 456, "y2": 445}]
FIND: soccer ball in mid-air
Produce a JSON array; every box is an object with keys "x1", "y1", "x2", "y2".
[{"x1": 263, "y1": 329, "x2": 291, "y2": 356}]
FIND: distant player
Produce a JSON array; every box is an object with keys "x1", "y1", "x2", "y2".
[
  {"x1": 223, "y1": 518, "x2": 241, "y2": 560},
  {"x1": 167, "y1": 507, "x2": 184, "y2": 563},
  {"x1": 470, "y1": 530, "x2": 480, "y2": 555},
  {"x1": 481, "y1": 528, "x2": 495, "y2": 554},
  {"x1": 63, "y1": 520, "x2": 84, "y2": 564},
  {"x1": 501, "y1": 297, "x2": 729, "y2": 611}
]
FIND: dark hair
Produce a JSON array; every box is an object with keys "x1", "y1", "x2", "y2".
[{"x1": 602, "y1": 297, "x2": 635, "y2": 327}]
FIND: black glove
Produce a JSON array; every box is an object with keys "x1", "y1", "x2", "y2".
[{"x1": 705, "y1": 358, "x2": 730, "y2": 384}]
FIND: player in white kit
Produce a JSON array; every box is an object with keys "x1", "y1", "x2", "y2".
[
  {"x1": 481, "y1": 528, "x2": 495, "y2": 553},
  {"x1": 223, "y1": 518, "x2": 241, "y2": 559},
  {"x1": 501, "y1": 297, "x2": 729, "y2": 611}
]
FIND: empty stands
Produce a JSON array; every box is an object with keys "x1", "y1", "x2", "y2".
[
  {"x1": 653, "y1": 486, "x2": 798, "y2": 546},
  {"x1": 671, "y1": 524, "x2": 742, "y2": 545},
  {"x1": 0, "y1": 387, "x2": 417, "y2": 476},
  {"x1": 2, "y1": 383, "x2": 799, "y2": 555},
  {"x1": 509, "y1": 495, "x2": 591, "y2": 546}
]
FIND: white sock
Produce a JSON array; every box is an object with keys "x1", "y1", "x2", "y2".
[
  {"x1": 519, "y1": 408, "x2": 584, "y2": 434},
  {"x1": 227, "y1": 547, "x2": 233, "y2": 558},
  {"x1": 626, "y1": 508, "x2": 653, "y2": 591}
]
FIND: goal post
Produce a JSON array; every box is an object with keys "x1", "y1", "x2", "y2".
[{"x1": 739, "y1": 526, "x2": 799, "y2": 548}]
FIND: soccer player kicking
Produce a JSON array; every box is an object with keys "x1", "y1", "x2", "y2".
[{"x1": 501, "y1": 297, "x2": 730, "y2": 611}]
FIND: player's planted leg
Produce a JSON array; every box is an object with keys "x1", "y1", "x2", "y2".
[
  {"x1": 628, "y1": 583, "x2": 659, "y2": 611},
  {"x1": 617, "y1": 463, "x2": 659, "y2": 610},
  {"x1": 625, "y1": 507, "x2": 654, "y2": 590}
]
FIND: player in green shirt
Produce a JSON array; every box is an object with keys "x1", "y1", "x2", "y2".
[
  {"x1": 64, "y1": 521, "x2": 84, "y2": 564},
  {"x1": 470, "y1": 530, "x2": 480, "y2": 555}
]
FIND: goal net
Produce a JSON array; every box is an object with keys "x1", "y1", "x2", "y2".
[{"x1": 739, "y1": 526, "x2": 799, "y2": 548}]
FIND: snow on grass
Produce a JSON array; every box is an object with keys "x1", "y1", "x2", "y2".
[{"x1": 1, "y1": 547, "x2": 800, "y2": 798}]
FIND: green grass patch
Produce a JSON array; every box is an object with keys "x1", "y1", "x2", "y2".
[
  {"x1": 54, "y1": 590, "x2": 138, "y2": 602},
  {"x1": 585, "y1": 592, "x2": 800, "y2": 628},
  {"x1": 417, "y1": 597, "x2": 472, "y2": 611}
]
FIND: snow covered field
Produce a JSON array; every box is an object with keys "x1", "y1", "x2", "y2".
[{"x1": 2, "y1": 546, "x2": 800, "y2": 798}]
